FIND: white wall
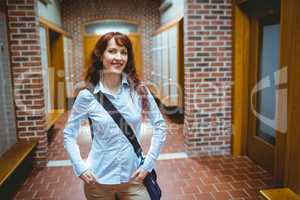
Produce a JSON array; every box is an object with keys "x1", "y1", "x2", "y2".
[
  {"x1": 37, "y1": 0, "x2": 62, "y2": 27},
  {"x1": 160, "y1": 0, "x2": 184, "y2": 25},
  {"x1": 0, "y1": 4, "x2": 17, "y2": 156}
]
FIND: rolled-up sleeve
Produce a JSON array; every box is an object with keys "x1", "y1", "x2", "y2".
[
  {"x1": 140, "y1": 88, "x2": 167, "y2": 172},
  {"x1": 64, "y1": 90, "x2": 92, "y2": 176}
]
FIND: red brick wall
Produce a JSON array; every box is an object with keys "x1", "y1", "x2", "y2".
[
  {"x1": 61, "y1": 0, "x2": 160, "y2": 87},
  {"x1": 184, "y1": 0, "x2": 232, "y2": 155},
  {"x1": 6, "y1": 0, "x2": 47, "y2": 166}
]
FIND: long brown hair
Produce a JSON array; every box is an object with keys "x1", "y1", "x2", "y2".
[{"x1": 85, "y1": 32, "x2": 149, "y2": 112}]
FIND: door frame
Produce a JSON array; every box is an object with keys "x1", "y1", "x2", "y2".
[
  {"x1": 232, "y1": 0, "x2": 286, "y2": 184},
  {"x1": 247, "y1": 11, "x2": 282, "y2": 173}
]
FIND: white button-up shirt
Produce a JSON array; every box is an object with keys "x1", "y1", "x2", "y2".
[{"x1": 64, "y1": 75, "x2": 167, "y2": 184}]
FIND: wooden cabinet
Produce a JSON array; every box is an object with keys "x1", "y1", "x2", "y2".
[{"x1": 151, "y1": 18, "x2": 183, "y2": 108}]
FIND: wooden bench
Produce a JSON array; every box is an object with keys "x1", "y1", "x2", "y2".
[
  {"x1": 0, "y1": 140, "x2": 38, "y2": 198},
  {"x1": 45, "y1": 109, "x2": 64, "y2": 131},
  {"x1": 260, "y1": 188, "x2": 300, "y2": 200}
]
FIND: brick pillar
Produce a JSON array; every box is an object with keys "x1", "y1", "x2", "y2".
[
  {"x1": 184, "y1": 0, "x2": 232, "y2": 155},
  {"x1": 7, "y1": 0, "x2": 47, "y2": 166}
]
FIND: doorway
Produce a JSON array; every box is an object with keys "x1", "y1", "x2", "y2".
[
  {"x1": 246, "y1": 1, "x2": 282, "y2": 173},
  {"x1": 233, "y1": 0, "x2": 287, "y2": 183}
]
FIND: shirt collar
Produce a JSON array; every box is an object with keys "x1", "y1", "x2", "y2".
[{"x1": 93, "y1": 73, "x2": 129, "y2": 95}]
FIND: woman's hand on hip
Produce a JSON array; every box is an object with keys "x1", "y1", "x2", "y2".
[
  {"x1": 80, "y1": 169, "x2": 97, "y2": 185},
  {"x1": 130, "y1": 168, "x2": 149, "y2": 184}
]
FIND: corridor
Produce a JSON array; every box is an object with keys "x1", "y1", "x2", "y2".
[
  {"x1": 13, "y1": 112, "x2": 275, "y2": 200},
  {"x1": 1, "y1": 0, "x2": 300, "y2": 199}
]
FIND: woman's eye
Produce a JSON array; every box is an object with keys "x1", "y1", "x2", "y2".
[
  {"x1": 108, "y1": 49, "x2": 116, "y2": 53},
  {"x1": 121, "y1": 51, "x2": 128, "y2": 55}
]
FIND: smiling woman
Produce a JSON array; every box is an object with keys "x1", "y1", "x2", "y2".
[
  {"x1": 85, "y1": 32, "x2": 142, "y2": 99},
  {"x1": 64, "y1": 32, "x2": 166, "y2": 200}
]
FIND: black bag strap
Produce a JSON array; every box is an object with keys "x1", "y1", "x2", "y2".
[{"x1": 86, "y1": 87, "x2": 143, "y2": 159}]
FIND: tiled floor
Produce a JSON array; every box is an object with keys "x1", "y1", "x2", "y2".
[{"x1": 13, "y1": 112, "x2": 276, "y2": 200}]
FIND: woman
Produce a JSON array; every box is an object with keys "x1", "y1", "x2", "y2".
[{"x1": 64, "y1": 32, "x2": 166, "y2": 200}]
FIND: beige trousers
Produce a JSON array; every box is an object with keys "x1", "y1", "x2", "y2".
[{"x1": 84, "y1": 182, "x2": 151, "y2": 200}]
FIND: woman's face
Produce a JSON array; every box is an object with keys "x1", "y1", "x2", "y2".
[{"x1": 101, "y1": 37, "x2": 128, "y2": 75}]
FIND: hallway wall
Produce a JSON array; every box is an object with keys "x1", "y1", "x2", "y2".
[
  {"x1": 184, "y1": 0, "x2": 232, "y2": 155},
  {"x1": 160, "y1": 0, "x2": 184, "y2": 26},
  {"x1": 0, "y1": 0, "x2": 17, "y2": 157},
  {"x1": 37, "y1": 0, "x2": 62, "y2": 27},
  {"x1": 61, "y1": 0, "x2": 161, "y2": 88}
]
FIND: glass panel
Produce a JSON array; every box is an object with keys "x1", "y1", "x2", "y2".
[
  {"x1": 156, "y1": 34, "x2": 162, "y2": 97},
  {"x1": 63, "y1": 37, "x2": 73, "y2": 99},
  {"x1": 168, "y1": 25, "x2": 178, "y2": 105},
  {"x1": 162, "y1": 31, "x2": 169, "y2": 105},
  {"x1": 40, "y1": 26, "x2": 51, "y2": 114},
  {"x1": 256, "y1": 20, "x2": 280, "y2": 144},
  {"x1": 85, "y1": 20, "x2": 138, "y2": 35}
]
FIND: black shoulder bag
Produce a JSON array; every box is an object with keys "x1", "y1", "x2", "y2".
[{"x1": 86, "y1": 88, "x2": 162, "y2": 200}]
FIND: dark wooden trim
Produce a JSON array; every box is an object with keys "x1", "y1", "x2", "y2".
[
  {"x1": 232, "y1": 2, "x2": 250, "y2": 156},
  {"x1": 283, "y1": 0, "x2": 300, "y2": 194}
]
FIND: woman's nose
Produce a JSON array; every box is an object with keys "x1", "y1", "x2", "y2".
[{"x1": 114, "y1": 52, "x2": 122, "y2": 60}]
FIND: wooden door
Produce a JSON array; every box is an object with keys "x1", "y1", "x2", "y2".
[
  {"x1": 128, "y1": 35, "x2": 143, "y2": 79},
  {"x1": 49, "y1": 30, "x2": 67, "y2": 111},
  {"x1": 233, "y1": 0, "x2": 300, "y2": 186},
  {"x1": 246, "y1": 0, "x2": 283, "y2": 173},
  {"x1": 83, "y1": 34, "x2": 143, "y2": 79},
  {"x1": 83, "y1": 35, "x2": 100, "y2": 75}
]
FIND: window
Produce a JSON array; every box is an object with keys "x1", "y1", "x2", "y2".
[
  {"x1": 256, "y1": 15, "x2": 280, "y2": 144},
  {"x1": 84, "y1": 20, "x2": 138, "y2": 35}
]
